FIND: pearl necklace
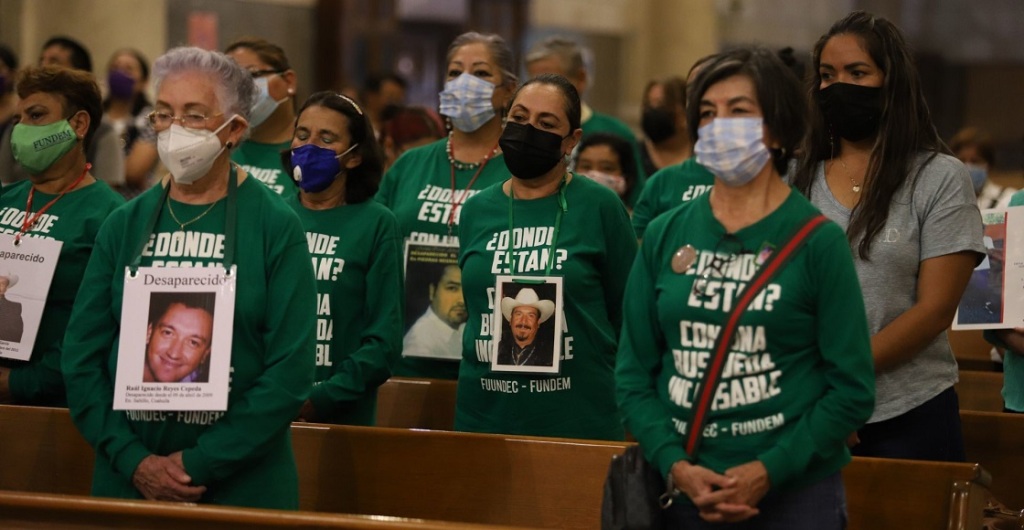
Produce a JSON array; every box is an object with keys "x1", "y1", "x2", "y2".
[{"x1": 446, "y1": 132, "x2": 500, "y2": 170}]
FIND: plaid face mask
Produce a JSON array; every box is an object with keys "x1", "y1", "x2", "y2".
[
  {"x1": 439, "y1": 73, "x2": 496, "y2": 133},
  {"x1": 694, "y1": 117, "x2": 771, "y2": 187}
]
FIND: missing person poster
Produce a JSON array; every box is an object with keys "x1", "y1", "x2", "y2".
[
  {"x1": 402, "y1": 241, "x2": 464, "y2": 360},
  {"x1": 0, "y1": 234, "x2": 62, "y2": 361},
  {"x1": 113, "y1": 266, "x2": 236, "y2": 411},
  {"x1": 954, "y1": 207, "x2": 1024, "y2": 330},
  {"x1": 491, "y1": 276, "x2": 563, "y2": 374}
]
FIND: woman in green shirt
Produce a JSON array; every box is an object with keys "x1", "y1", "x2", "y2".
[
  {"x1": 616, "y1": 48, "x2": 874, "y2": 528},
  {"x1": 284, "y1": 91, "x2": 403, "y2": 425},
  {"x1": 0, "y1": 65, "x2": 124, "y2": 405},
  {"x1": 456, "y1": 74, "x2": 637, "y2": 441},
  {"x1": 226, "y1": 37, "x2": 298, "y2": 195},
  {"x1": 62, "y1": 46, "x2": 316, "y2": 509},
  {"x1": 376, "y1": 32, "x2": 517, "y2": 379}
]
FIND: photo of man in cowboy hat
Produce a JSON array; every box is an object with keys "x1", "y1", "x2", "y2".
[{"x1": 496, "y1": 286, "x2": 556, "y2": 368}]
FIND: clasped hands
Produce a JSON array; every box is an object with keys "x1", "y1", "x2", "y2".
[
  {"x1": 132, "y1": 451, "x2": 206, "y2": 502},
  {"x1": 670, "y1": 459, "x2": 770, "y2": 523}
]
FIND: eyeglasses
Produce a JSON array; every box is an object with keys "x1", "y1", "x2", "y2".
[
  {"x1": 147, "y1": 111, "x2": 225, "y2": 130},
  {"x1": 692, "y1": 234, "x2": 749, "y2": 299},
  {"x1": 247, "y1": 68, "x2": 284, "y2": 78}
]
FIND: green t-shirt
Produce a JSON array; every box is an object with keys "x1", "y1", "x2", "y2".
[
  {"x1": 616, "y1": 188, "x2": 875, "y2": 491},
  {"x1": 231, "y1": 140, "x2": 294, "y2": 195},
  {"x1": 376, "y1": 138, "x2": 511, "y2": 379},
  {"x1": 581, "y1": 110, "x2": 646, "y2": 207},
  {"x1": 61, "y1": 175, "x2": 317, "y2": 509},
  {"x1": 631, "y1": 157, "x2": 715, "y2": 239},
  {"x1": 0, "y1": 180, "x2": 124, "y2": 405},
  {"x1": 455, "y1": 175, "x2": 637, "y2": 440},
  {"x1": 285, "y1": 193, "x2": 404, "y2": 425}
]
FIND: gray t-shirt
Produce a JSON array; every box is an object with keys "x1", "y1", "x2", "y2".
[{"x1": 809, "y1": 152, "x2": 985, "y2": 422}]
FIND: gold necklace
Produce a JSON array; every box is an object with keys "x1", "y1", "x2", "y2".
[
  {"x1": 167, "y1": 195, "x2": 219, "y2": 232},
  {"x1": 831, "y1": 158, "x2": 862, "y2": 193}
]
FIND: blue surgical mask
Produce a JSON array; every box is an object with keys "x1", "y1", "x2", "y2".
[
  {"x1": 694, "y1": 117, "x2": 771, "y2": 187},
  {"x1": 965, "y1": 163, "x2": 987, "y2": 195},
  {"x1": 249, "y1": 76, "x2": 289, "y2": 128},
  {"x1": 439, "y1": 73, "x2": 496, "y2": 133},
  {"x1": 289, "y1": 143, "x2": 357, "y2": 193}
]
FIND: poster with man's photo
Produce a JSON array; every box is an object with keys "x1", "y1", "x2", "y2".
[
  {"x1": 402, "y1": 241, "x2": 464, "y2": 360},
  {"x1": 0, "y1": 234, "x2": 62, "y2": 361},
  {"x1": 491, "y1": 276, "x2": 563, "y2": 374},
  {"x1": 954, "y1": 207, "x2": 1024, "y2": 330},
  {"x1": 113, "y1": 266, "x2": 236, "y2": 411}
]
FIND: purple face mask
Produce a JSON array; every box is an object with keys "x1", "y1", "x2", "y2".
[{"x1": 107, "y1": 70, "x2": 136, "y2": 100}]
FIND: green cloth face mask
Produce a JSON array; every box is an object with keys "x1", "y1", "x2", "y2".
[{"x1": 11, "y1": 119, "x2": 79, "y2": 174}]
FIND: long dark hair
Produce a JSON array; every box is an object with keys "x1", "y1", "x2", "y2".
[
  {"x1": 289, "y1": 91, "x2": 385, "y2": 203},
  {"x1": 792, "y1": 11, "x2": 948, "y2": 259}
]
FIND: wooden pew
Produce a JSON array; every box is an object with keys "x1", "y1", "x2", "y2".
[
  {"x1": 0, "y1": 405, "x2": 996, "y2": 529},
  {"x1": 0, "y1": 405, "x2": 93, "y2": 495},
  {"x1": 842, "y1": 457, "x2": 990, "y2": 530},
  {"x1": 956, "y1": 370, "x2": 1005, "y2": 412},
  {"x1": 375, "y1": 377, "x2": 457, "y2": 430},
  {"x1": 291, "y1": 423, "x2": 624, "y2": 529},
  {"x1": 949, "y1": 328, "x2": 1000, "y2": 371},
  {"x1": 0, "y1": 490, "x2": 528, "y2": 529},
  {"x1": 961, "y1": 410, "x2": 1024, "y2": 510}
]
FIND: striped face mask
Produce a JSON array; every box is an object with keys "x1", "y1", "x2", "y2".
[{"x1": 694, "y1": 117, "x2": 771, "y2": 187}]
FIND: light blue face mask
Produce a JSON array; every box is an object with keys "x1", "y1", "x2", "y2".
[
  {"x1": 249, "y1": 76, "x2": 290, "y2": 128},
  {"x1": 694, "y1": 117, "x2": 771, "y2": 187},
  {"x1": 438, "y1": 73, "x2": 496, "y2": 133},
  {"x1": 965, "y1": 163, "x2": 988, "y2": 195}
]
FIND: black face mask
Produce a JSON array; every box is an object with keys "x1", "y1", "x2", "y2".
[
  {"x1": 499, "y1": 121, "x2": 568, "y2": 180},
  {"x1": 641, "y1": 107, "x2": 676, "y2": 143},
  {"x1": 817, "y1": 82, "x2": 883, "y2": 142}
]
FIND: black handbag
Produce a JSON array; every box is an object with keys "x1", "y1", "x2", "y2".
[
  {"x1": 600, "y1": 215, "x2": 828, "y2": 530},
  {"x1": 600, "y1": 444, "x2": 671, "y2": 530}
]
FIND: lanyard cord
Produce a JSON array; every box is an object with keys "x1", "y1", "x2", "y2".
[
  {"x1": 16, "y1": 163, "x2": 91, "y2": 243},
  {"x1": 447, "y1": 140, "x2": 499, "y2": 235},
  {"x1": 505, "y1": 174, "x2": 568, "y2": 278},
  {"x1": 129, "y1": 164, "x2": 238, "y2": 274}
]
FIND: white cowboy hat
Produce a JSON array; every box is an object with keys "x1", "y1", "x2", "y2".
[
  {"x1": 0, "y1": 273, "x2": 17, "y2": 287},
  {"x1": 500, "y1": 287, "x2": 555, "y2": 324}
]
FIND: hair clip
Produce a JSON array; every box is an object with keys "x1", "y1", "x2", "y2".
[{"x1": 335, "y1": 93, "x2": 364, "y2": 116}]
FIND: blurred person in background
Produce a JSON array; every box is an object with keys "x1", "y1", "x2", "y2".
[
  {"x1": 103, "y1": 48, "x2": 159, "y2": 197},
  {"x1": 379, "y1": 105, "x2": 444, "y2": 169},
  {"x1": 574, "y1": 132, "x2": 637, "y2": 208},
  {"x1": 638, "y1": 76, "x2": 690, "y2": 177},
  {"x1": 949, "y1": 126, "x2": 1016, "y2": 209},
  {"x1": 360, "y1": 72, "x2": 407, "y2": 135}
]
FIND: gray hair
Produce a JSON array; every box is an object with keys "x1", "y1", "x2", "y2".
[
  {"x1": 446, "y1": 32, "x2": 518, "y2": 89},
  {"x1": 152, "y1": 47, "x2": 257, "y2": 124},
  {"x1": 526, "y1": 36, "x2": 588, "y2": 80}
]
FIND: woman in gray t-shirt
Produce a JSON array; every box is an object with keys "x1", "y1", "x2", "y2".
[{"x1": 792, "y1": 11, "x2": 984, "y2": 462}]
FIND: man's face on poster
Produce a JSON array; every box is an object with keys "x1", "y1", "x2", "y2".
[
  {"x1": 145, "y1": 303, "x2": 213, "y2": 383},
  {"x1": 429, "y1": 265, "x2": 467, "y2": 329},
  {"x1": 0, "y1": 277, "x2": 9, "y2": 296},
  {"x1": 510, "y1": 306, "x2": 540, "y2": 346}
]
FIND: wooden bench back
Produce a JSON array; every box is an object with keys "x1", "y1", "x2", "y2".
[
  {"x1": 0, "y1": 490, "x2": 528, "y2": 529},
  {"x1": 956, "y1": 370, "x2": 1005, "y2": 412},
  {"x1": 375, "y1": 377, "x2": 457, "y2": 430},
  {"x1": 292, "y1": 424, "x2": 625, "y2": 529},
  {"x1": 949, "y1": 328, "x2": 999, "y2": 371},
  {"x1": 843, "y1": 457, "x2": 989, "y2": 530},
  {"x1": 0, "y1": 405, "x2": 997, "y2": 529},
  {"x1": 962, "y1": 410, "x2": 1024, "y2": 510}
]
